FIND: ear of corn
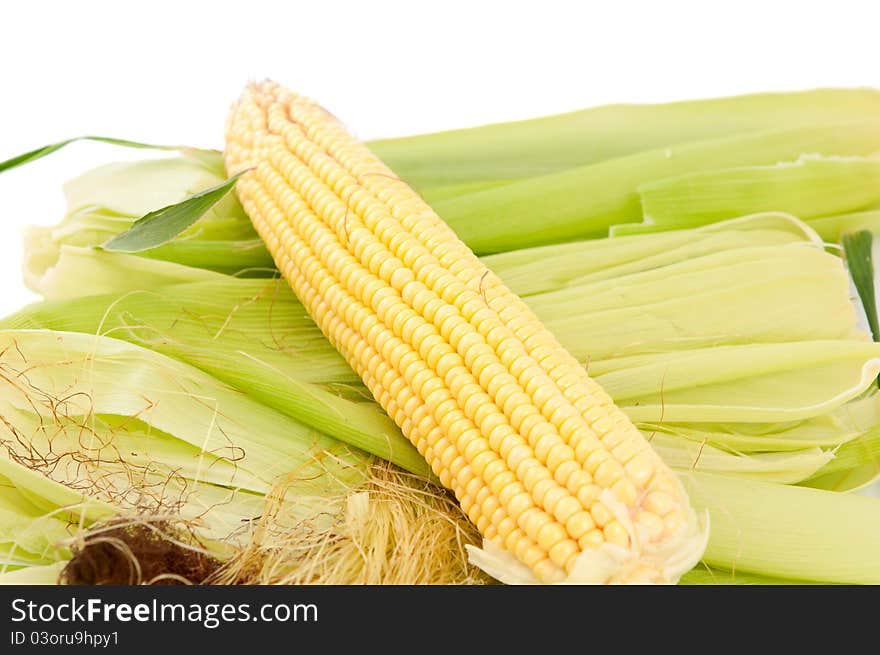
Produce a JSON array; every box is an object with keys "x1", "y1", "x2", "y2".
[{"x1": 222, "y1": 80, "x2": 708, "y2": 584}]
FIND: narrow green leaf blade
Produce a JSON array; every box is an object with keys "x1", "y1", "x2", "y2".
[
  {"x1": 0, "y1": 135, "x2": 202, "y2": 174},
  {"x1": 843, "y1": 230, "x2": 880, "y2": 343},
  {"x1": 102, "y1": 171, "x2": 246, "y2": 252},
  {"x1": 0, "y1": 142, "x2": 70, "y2": 172}
]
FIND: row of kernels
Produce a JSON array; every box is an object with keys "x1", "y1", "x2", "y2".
[
  {"x1": 253, "y1": 178, "x2": 615, "y2": 570},
  {"x1": 254, "y1": 107, "x2": 632, "y2": 484},
  {"x1": 238, "y1": 173, "x2": 599, "y2": 570},
  {"x1": 234, "y1": 93, "x2": 668, "y2": 564},
  {"x1": 251, "y1": 163, "x2": 620, "y2": 528},
  {"x1": 265, "y1": 108, "x2": 654, "y2": 527}
]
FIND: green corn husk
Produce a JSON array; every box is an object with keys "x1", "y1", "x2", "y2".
[
  {"x1": 483, "y1": 213, "x2": 818, "y2": 296},
  {"x1": 528, "y1": 242, "x2": 864, "y2": 359},
  {"x1": 0, "y1": 445, "x2": 117, "y2": 570},
  {"x1": 807, "y1": 209, "x2": 880, "y2": 242},
  {"x1": 61, "y1": 156, "x2": 238, "y2": 220},
  {"x1": 370, "y1": 88, "x2": 880, "y2": 191},
  {"x1": 0, "y1": 326, "x2": 379, "y2": 572},
  {"x1": 414, "y1": 180, "x2": 511, "y2": 204},
  {"x1": 0, "y1": 329, "x2": 373, "y2": 484},
  {"x1": 432, "y1": 121, "x2": 880, "y2": 253},
  {"x1": 679, "y1": 566, "x2": 814, "y2": 585},
  {"x1": 0, "y1": 563, "x2": 67, "y2": 584},
  {"x1": 36, "y1": 122, "x2": 880, "y2": 267},
  {"x1": 684, "y1": 472, "x2": 880, "y2": 583},
  {"x1": 25, "y1": 244, "x2": 229, "y2": 299},
  {"x1": 615, "y1": 155, "x2": 880, "y2": 236},
  {"x1": 593, "y1": 341, "x2": 880, "y2": 423},
  {"x1": 648, "y1": 436, "x2": 831, "y2": 485},
  {"x1": 55, "y1": 211, "x2": 273, "y2": 272},
  {"x1": 0, "y1": 480, "x2": 78, "y2": 567},
  {"x1": 801, "y1": 425, "x2": 880, "y2": 491},
  {"x1": 640, "y1": 390, "x2": 880, "y2": 453},
  {"x1": 24, "y1": 154, "x2": 273, "y2": 281}
]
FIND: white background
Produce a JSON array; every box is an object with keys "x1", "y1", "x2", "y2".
[{"x1": 1, "y1": 0, "x2": 878, "y2": 315}]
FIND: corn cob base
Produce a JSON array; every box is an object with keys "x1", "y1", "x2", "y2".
[{"x1": 224, "y1": 80, "x2": 708, "y2": 584}]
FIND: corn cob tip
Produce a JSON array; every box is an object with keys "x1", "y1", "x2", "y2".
[{"x1": 467, "y1": 483, "x2": 709, "y2": 584}]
